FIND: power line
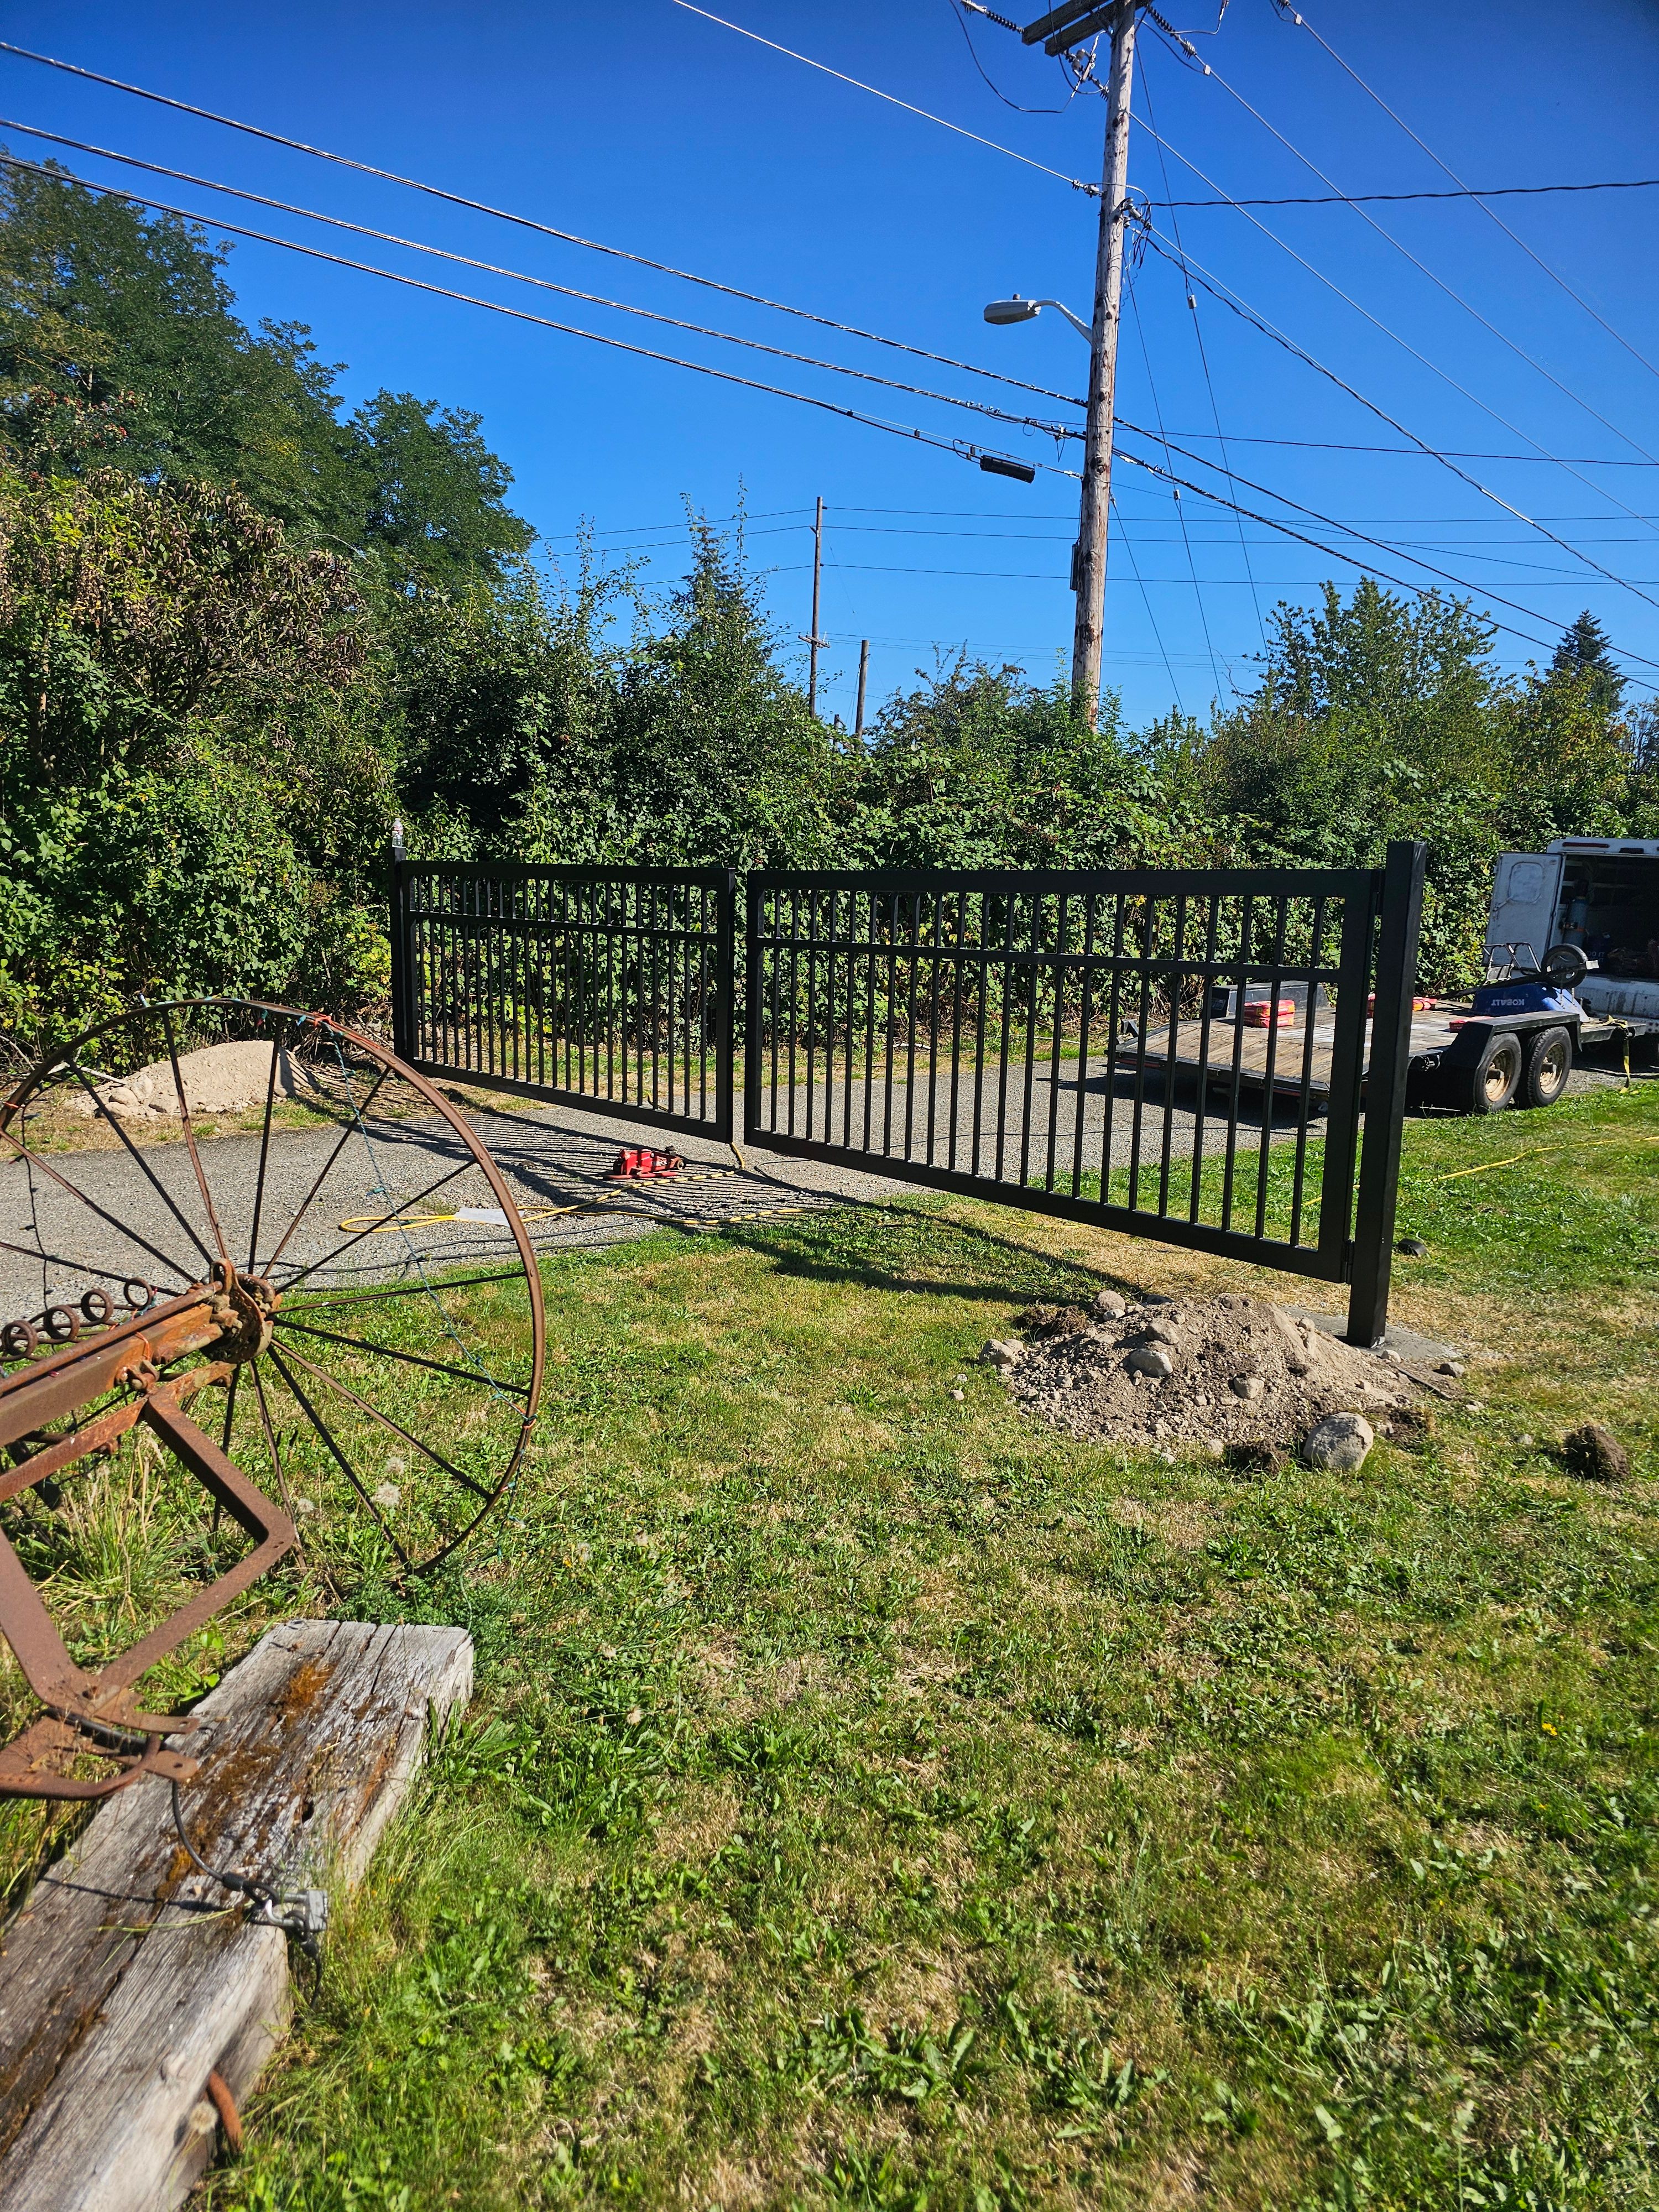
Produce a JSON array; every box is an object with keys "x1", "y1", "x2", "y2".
[
  {"x1": 1111, "y1": 432, "x2": 1659, "y2": 681},
  {"x1": 1138, "y1": 55, "x2": 1265, "y2": 646},
  {"x1": 0, "y1": 121, "x2": 1082, "y2": 445},
  {"x1": 0, "y1": 37, "x2": 1084, "y2": 411},
  {"x1": 1125, "y1": 272, "x2": 1229, "y2": 698},
  {"x1": 667, "y1": 2, "x2": 1101, "y2": 195},
  {"x1": 1147, "y1": 430, "x2": 1658, "y2": 467},
  {"x1": 1109, "y1": 489, "x2": 1190, "y2": 713},
  {"x1": 1274, "y1": 3, "x2": 1659, "y2": 383},
  {"x1": 1155, "y1": 176, "x2": 1659, "y2": 208},
  {"x1": 1157, "y1": 44, "x2": 1659, "y2": 469},
  {"x1": 1137, "y1": 223, "x2": 1659, "y2": 617},
  {"x1": 0, "y1": 153, "x2": 1079, "y2": 483},
  {"x1": 1131, "y1": 119, "x2": 1659, "y2": 576}
]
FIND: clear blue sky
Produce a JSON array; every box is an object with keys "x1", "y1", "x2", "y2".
[{"x1": 9, "y1": 1, "x2": 1659, "y2": 728}]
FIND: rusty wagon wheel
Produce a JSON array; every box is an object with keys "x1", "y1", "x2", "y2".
[{"x1": 0, "y1": 998, "x2": 546, "y2": 1592}]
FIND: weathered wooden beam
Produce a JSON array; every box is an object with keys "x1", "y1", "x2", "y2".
[{"x1": 0, "y1": 1619, "x2": 472, "y2": 2212}]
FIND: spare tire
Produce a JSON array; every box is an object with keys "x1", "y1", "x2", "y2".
[{"x1": 1541, "y1": 942, "x2": 1590, "y2": 989}]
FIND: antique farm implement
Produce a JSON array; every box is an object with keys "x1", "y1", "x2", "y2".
[{"x1": 0, "y1": 999, "x2": 544, "y2": 1804}]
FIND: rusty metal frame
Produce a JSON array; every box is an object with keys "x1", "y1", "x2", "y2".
[
  {"x1": 0, "y1": 998, "x2": 547, "y2": 1803},
  {"x1": 0, "y1": 1295, "x2": 296, "y2": 1802}
]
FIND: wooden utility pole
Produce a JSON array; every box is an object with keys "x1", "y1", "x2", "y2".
[
  {"x1": 854, "y1": 639, "x2": 870, "y2": 737},
  {"x1": 1071, "y1": 1, "x2": 1139, "y2": 729},
  {"x1": 801, "y1": 495, "x2": 828, "y2": 716}
]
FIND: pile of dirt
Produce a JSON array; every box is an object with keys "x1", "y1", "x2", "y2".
[{"x1": 985, "y1": 1291, "x2": 1426, "y2": 1457}]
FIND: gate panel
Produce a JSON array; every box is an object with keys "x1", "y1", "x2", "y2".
[
  {"x1": 745, "y1": 860, "x2": 1415, "y2": 1293},
  {"x1": 393, "y1": 862, "x2": 734, "y2": 1141}
]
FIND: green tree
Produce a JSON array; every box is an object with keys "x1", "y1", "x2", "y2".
[
  {"x1": 0, "y1": 157, "x2": 532, "y2": 582},
  {"x1": 0, "y1": 465, "x2": 391, "y2": 1042},
  {"x1": 842, "y1": 654, "x2": 1170, "y2": 870},
  {"x1": 344, "y1": 391, "x2": 534, "y2": 589},
  {"x1": 1548, "y1": 608, "x2": 1625, "y2": 723}
]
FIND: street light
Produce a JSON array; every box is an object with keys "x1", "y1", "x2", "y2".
[{"x1": 983, "y1": 294, "x2": 1093, "y2": 342}]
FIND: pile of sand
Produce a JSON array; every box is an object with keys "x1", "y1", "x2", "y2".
[
  {"x1": 986, "y1": 1291, "x2": 1426, "y2": 1456},
  {"x1": 71, "y1": 1040, "x2": 327, "y2": 1121}
]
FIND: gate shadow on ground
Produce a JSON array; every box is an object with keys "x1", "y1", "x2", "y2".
[{"x1": 669, "y1": 1196, "x2": 1142, "y2": 1310}]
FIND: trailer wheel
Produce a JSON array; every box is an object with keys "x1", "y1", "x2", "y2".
[
  {"x1": 1467, "y1": 1032, "x2": 1524, "y2": 1114},
  {"x1": 1520, "y1": 1025, "x2": 1573, "y2": 1108}
]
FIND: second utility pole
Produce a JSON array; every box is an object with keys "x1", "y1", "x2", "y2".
[
  {"x1": 804, "y1": 494, "x2": 828, "y2": 716},
  {"x1": 1071, "y1": 0, "x2": 1139, "y2": 731}
]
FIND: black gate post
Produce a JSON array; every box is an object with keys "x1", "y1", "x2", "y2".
[
  {"x1": 389, "y1": 827, "x2": 414, "y2": 1065},
  {"x1": 715, "y1": 868, "x2": 738, "y2": 1144},
  {"x1": 742, "y1": 874, "x2": 764, "y2": 1147},
  {"x1": 1346, "y1": 838, "x2": 1427, "y2": 1347}
]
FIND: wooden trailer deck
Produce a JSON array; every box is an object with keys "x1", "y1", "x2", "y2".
[{"x1": 1128, "y1": 1007, "x2": 1472, "y2": 1108}]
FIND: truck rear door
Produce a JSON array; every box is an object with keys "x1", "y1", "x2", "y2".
[{"x1": 1486, "y1": 851, "x2": 1564, "y2": 964}]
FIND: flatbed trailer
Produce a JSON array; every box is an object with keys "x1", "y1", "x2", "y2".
[{"x1": 1131, "y1": 998, "x2": 1605, "y2": 1116}]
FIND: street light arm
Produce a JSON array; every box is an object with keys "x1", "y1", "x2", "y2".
[{"x1": 1035, "y1": 299, "x2": 1094, "y2": 342}]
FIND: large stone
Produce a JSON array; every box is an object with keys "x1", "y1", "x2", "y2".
[
  {"x1": 981, "y1": 1339, "x2": 1024, "y2": 1369},
  {"x1": 1302, "y1": 1412, "x2": 1374, "y2": 1473},
  {"x1": 1128, "y1": 1345, "x2": 1174, "y2": 1379},
  {"x1": 1229, "y1": 1375, "x2": 1265, "y2": 1401},
  {"x1": 1090, "y1": 1289, "x2": 1128, "y2": 1319}
]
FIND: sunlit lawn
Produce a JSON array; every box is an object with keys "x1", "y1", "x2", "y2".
[{"x1": 11, "y1": 1078, "x2": 1658, "y2": 2210}]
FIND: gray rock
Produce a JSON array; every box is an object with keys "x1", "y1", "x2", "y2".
[
  {"x1": 1437, "y1": 1359, "x2": 1466, "y2": 1379},
  {"x1": 1090, "y1": 1288, "x2": 1128, "y2": 1318},
  {"x1": 1128, "y1": 1346, "x2": 1175, "y2": 1379},
  {"x1": 1142, "y1": 1321, "x2": 1183, "y2": 1348},
  {"x1": 1229, "y1": 1375, "x2": 1265, "y2": 1401},
  {"x1": 1302, "y1": 1412, "x2": 1374, "y2": 1472},
  {"x1": 982, "y1": 1339, "x2": 1024, "y2": 1368}
]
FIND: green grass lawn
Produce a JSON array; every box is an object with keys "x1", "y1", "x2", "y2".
[{"x1": 12, "y1": 1079, "x2": 1659, "y2": 2210}]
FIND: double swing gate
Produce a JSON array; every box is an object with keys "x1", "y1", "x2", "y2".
[{"x1": 392, "y1": 843, "x2": 1426, "y2": 1342}]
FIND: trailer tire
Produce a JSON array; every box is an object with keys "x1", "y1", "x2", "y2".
[
  {"x1": 1466, "y1": 1032, "x2": 1524, "y2": 1114},
  {"x1": 1520, "y1": 1026, "x2": 1573, "y2": 1108}
]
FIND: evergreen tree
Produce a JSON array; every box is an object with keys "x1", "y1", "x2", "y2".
[{"x1": 1547, "y1": 609, "x2": 1625, "y2": 721}]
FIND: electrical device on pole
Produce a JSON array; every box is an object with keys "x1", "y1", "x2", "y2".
[
  {"x1": 1013, "y1": 0, "x2": 1141, "y2": 728},
  {"x1": 800, "y1": 494, "x2": 830, "y2": 716}
]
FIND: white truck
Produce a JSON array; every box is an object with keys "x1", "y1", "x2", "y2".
[{"x1": 1407, "y1": 834, "x2": 1659, "y2": 1114}]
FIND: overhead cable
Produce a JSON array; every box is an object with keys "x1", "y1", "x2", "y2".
[
  {"x1": 0, "y1": 38, "x2": 1083, "y2": 409},
  {"x1": 1275, "y1": 3, "x2": 1659, "y2": 383},
  {"x1": 666, "y1": 3, "x2": 1101, "y2": 194},
  {"x1": 0, "y1": 154, "x2": 1081, "y2": 483},
  {"x1": 1156, "y1": 176, "x2": 1659, "y2": 208},
  {"x1": 1152, "y1": 46, "x2": 1659, "y2": 468},
  {"x1": 1137, "y1": 222, "x2": 1659, "y2": 617},
  {"x1": 1132, "y1": 114, "x2": 1659, "y2": 567},
  {"x1": 1138, "y1": 58, "x2": 1265, "y2": 641},
  {"x1": 0, "y1": 122, "x2": 1080, "y2": 444},
  {"x1": 1112, "y1": 432, "x2": 1659, "y2": 679}
]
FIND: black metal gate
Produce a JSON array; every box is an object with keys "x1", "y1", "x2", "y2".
[
  {"x1": 392, "y1": 861, "x2": 735, "y2": 1141},
  {"x1": 745, "y1": 843, "x2": 1425, "y2": 1343}
]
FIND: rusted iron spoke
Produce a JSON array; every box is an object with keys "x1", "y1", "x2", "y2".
[
  {"x1": 262, "y1": 1343, "x2": 413, "y2": 1568},
  {"x1": 0, "y1": 1124, "x2": 194, "y2": 1290},
  {"x1": 258, "y1": 1064, "x2": 391, "y2": 1272},
  {"x1": 268, "y1": 1339, "x2": 493, "y2": 1503},
  {"x1": 283, "y1": 1269, "x2": 528, "y2": 1316},
  {"x1": 159, "y1": 1006, "x2": 231, "y2": 1268},
  {"x1": 245, "y1": 1019, "x2": 289, "y2": 1272},
  {"x1": 272, "y1": 1313, "x2": 526, "y2": 1397},
  {"x1": 272, "y1": 1157, "x2": 476, "y2": 1291},
  {"x1": 60, "y1": 1060, "x2": 218, "y2": 1275}
]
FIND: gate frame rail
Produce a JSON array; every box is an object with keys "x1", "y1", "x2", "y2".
[
  {"x1": 392, "y1": 858, "x2": 737, "y2": 1144},
  {"x1": 743, "y1": 842, "x2": 1426, "y2": 1345}
]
